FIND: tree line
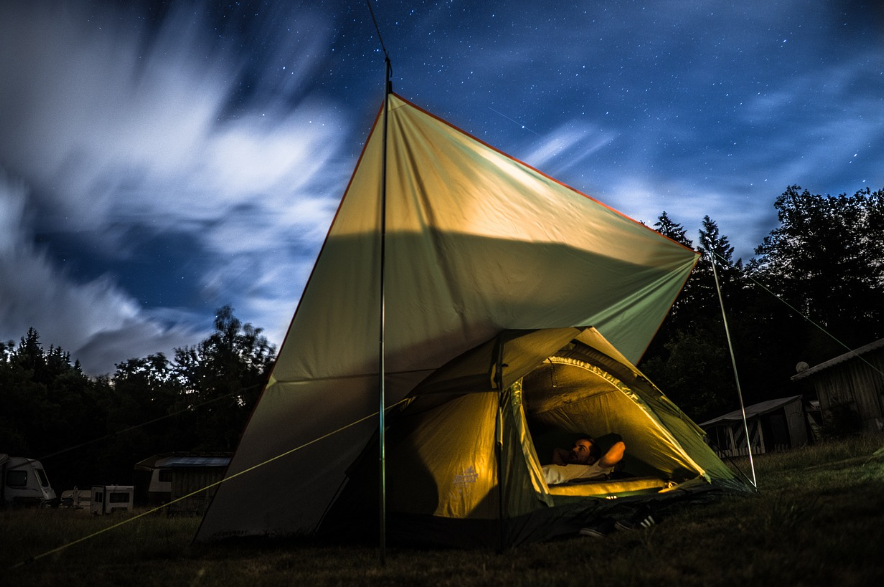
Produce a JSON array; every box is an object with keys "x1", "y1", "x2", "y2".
[
  {"x1": 2, "y1": 185, "x2": 882, "y2": 491},
  {"x1": 640, "y1": 185, "x2": 884, "y2": 423},
  {"x1": 0, "y1": 306, "x2": 275, "y2": 490}
]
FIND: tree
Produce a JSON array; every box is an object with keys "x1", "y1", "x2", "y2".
[
  {"x1": 652, "y1": 211, "x2": 697, "y2": 326},
  {"x1": 0, "y1": 305, "x2": 278, "y2": 489},
  {"x1": 654, "y1": 211, "x2": 692, "y2": 248},
  {"x1": 0, "y1": 329, "x2": 110, "y2": 489},
  {"x1": 747, "y1": 186, "x2": 884, "y2": 360},
  {"x1": 644, "y1": 187, "x2": 884, "y2": 422},
  {"x1": 641, "y1": 214, "x2": 791, "y2": 420},
  {"x1": 640, "y1": 214, "x2": 740, "y2": 420},
  {"x1": 106, "y1": 353, "x2": 191, "y2": 462},
  {"x1": 171, "y1": 306, "x2": 275, "y2": 451},
  {"x1": 696, "y1": 214, "x2": 744, "y2": 314}
]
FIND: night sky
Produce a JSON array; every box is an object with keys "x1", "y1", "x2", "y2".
[{"x1": 1, "y1": 0, "x2": 882, "y2": 374}]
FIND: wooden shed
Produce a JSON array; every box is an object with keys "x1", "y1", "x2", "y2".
[
  {"x1": 791, "y1": 338, "x2": 884, "y2": 433},
  {"x1": 700, "y1": 395, "x2": 811, "y2": 458},
  {"x1": 134, "y1": 453, "x2": 231, "y2": 515}
]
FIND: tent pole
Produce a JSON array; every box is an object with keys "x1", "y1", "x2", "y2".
[
  {"x1": 365, "y1": 0, "x2": 393, "y2": 563},
  {"x1": 496, "y1": 396, "x2": 505, "y2": 552},
  {"x1": 707, "y1": 250, "x2": 757, "y2": 489},
  {"x1": 378, "y1": 56, "x2": 392, "y2": 566},
  {"x1": 494, "y1": 340, "x2": 505, "y2": 552}
]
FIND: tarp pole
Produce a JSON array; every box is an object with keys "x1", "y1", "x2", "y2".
[
  {"x1": 365, "y1": 0, "x2": 393, "y2": 563},
  {"x1": 378, "y1": 56, "x2": 392, "y2": 566},
  {"x1": 707, "y1": 250, "x2": 757, "y2": 489}
]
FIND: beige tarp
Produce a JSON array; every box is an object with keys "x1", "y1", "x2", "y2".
[{"x1": 196, "y1": 94, "x2": 698, "y2": 541}]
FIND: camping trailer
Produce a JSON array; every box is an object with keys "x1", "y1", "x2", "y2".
[
  {"x1": 90, "y1": 485, "x2": 135, "y2": 515},
  {"x1": 60, "y1": 487, "x2": 91, "y2": 509},
  {"x1": 1, "y1": 454, "x2": 58, "y2": 507}
]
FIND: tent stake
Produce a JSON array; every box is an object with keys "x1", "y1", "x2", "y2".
[{"x1": 707, "y1": 250, "x2": 757, "y2": 489}]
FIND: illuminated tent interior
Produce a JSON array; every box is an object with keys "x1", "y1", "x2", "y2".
[{"x1": 196, "y1": 94, "x2": 746, "y2": 546}]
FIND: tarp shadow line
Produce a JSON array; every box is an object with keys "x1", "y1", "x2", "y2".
[
  {"x1": 320, "y1": 229, "x2": 695, "y2": 276},
  {"x1": 271, "y1": 367, "x2": 442, "y2": 386},
  {"x1": 8, "y1": 397, "x2": 412, "y2": 569}
]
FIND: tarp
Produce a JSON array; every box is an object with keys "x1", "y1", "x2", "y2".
[{"x1": 196, "y1": 94, "x2": 699, "y2": 542}]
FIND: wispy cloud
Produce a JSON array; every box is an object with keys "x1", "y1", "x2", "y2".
[
  {"x1": 0, "y1": 2, "x2": 349, "y2": 373},
  {"x1": 0, "y1": 174, "x2": 200, "y2": 371},
  {"x1": 522, "y1": 122, "x2": 617, "y2": 176}
]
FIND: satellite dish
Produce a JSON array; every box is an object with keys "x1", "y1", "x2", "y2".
[{"x1": 795, "y1": 361, "x2": 809, "y2": 373}]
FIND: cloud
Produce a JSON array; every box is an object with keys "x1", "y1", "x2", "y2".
[
  {"x1": 1, "y1": 3, "x2": 345, "y2": 228},
  {"x1": 0, "y1": 174, "x2": 201, "y2": 373},
  {"x1": 521, "y1": 122, "x2": 617, "y2": 177},
  {"x1": 601, "y1": 174, "x2": 777, "y2": 262},
  {"x1": 0, "y1": 2, "x2": 350, "y2": 372}
]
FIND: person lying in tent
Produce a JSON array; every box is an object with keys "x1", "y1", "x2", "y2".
[{"x1": 542, "y1": 435, "x2": 626, "y2": 485}]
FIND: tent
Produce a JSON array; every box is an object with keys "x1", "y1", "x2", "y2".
[
  {"x1": 318, "y1": 327, "x2": 744, "y2": 546},
  {"x1": 196, "y1": 93, "x2": 744, "y2": 546}
]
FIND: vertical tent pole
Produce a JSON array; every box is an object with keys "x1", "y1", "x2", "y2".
[
  {"x1": 707, "y1": 249, "x2": 757, "y2": 489},
  {"x1": 378, "y1": 56, "x2": 392, "y2": 566},
  {"x1": 365, "y1": 0, "x2": 393, "y2": 564},
  {"x1": 494, "y1": 338, "x2": 506, "y2": 552}
]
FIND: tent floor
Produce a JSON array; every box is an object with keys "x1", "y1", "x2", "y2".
[{"x1": 547, "y1": 476, "x2": 670, "y2": 498}]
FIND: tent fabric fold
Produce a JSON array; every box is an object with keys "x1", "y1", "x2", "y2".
[{"x1": 195, "y1": 94, "x2": 724, "y2": 545}]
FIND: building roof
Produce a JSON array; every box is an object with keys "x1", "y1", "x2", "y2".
[
  {"x1": 155, "y1": 456, "x2": 230, "y2": 468},
  {"x1": 134, "y1": 452, "x2": 231, "y2": 471},
  {"x1": 791, "y1": 338, "x2": 884, "y2": 381},
  {"x1": 700, "y1": 395, "x2": 804, "y2": 427}
]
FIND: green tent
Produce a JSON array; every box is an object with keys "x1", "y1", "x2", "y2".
[
  {"x1": 319, "y1": 327, "x2": 744, "y2": 547},
  {"x1": 196, "y1": 94, "x2": 744, "y2": 546}
]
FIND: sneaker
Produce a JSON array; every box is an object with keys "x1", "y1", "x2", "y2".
[
  {"x1": 579, "y1": 520, "x2": 614, "y2": 538},
  {"x1": 614, "y1": 514, "x2": 656, "y2": 532}
]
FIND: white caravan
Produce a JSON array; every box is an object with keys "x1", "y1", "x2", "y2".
[
  {"x1": 90, "y1": 485, "x2": 135, "y2": 515},
  {"x1": 1, "y1": 454, "x2": 58, "y2": 507}
]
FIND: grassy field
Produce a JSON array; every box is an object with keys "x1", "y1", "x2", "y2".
[{"x1": 3, "y1": 434, "x2": 884, "y2": 587}]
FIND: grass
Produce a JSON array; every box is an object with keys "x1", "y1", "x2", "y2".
[{"x1": 3, "y1": 434, "x2": 884, "y2": 587}]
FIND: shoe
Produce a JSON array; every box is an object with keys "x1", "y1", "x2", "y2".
[
  {"x1": 614, "y1": 514, "x2": 656, "y2": 532},
  {"x1": 579, "y1": 520, "x2": 614, "y2": 538}
]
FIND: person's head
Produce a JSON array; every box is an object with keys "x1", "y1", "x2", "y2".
[{"x1": 568, "y1": 435, "x2": 601, "y2": 464}]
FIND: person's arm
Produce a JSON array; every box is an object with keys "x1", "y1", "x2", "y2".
[
  {"x1": 598, "y1": 441, "x2": 625, "y2": 469},
  {"x1": 552, "y1": 447, "x2": 570, "y2": 466}
]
